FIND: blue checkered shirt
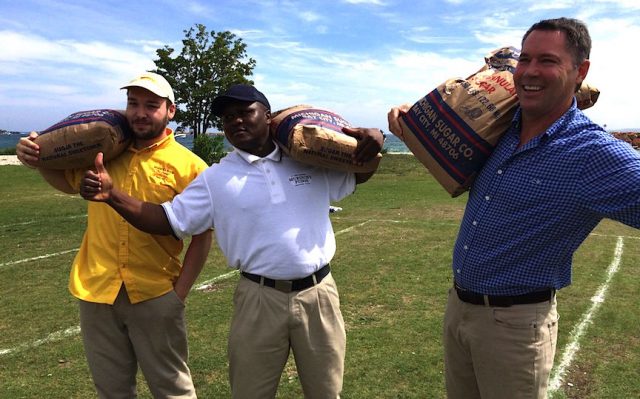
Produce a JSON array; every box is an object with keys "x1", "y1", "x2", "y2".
[{"x1": 453, "y1": 101, "x2": 640, "y2": 295}]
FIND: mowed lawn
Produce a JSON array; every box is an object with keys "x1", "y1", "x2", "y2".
[{"x1": 1, "y1": 154, "x2": 639, "y2": 398}]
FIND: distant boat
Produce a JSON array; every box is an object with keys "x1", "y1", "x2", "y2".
[{"x1": 175, "y1": 133, "x2": 187, "y2": 138}]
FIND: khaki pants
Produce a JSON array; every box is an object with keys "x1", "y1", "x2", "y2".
[
  {"x1": 443, "y1": 288, "x2": 558, "y2": 399},
  {"x1": 228, "y1": 273, "x2": 345, "y2": 399},
  {"x1": 79, "y1": 285, "x2": 196, "y2": 399}
]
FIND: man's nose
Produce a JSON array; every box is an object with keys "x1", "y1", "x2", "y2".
[
  {"x1": 225, "y1": 113, "x2": 244, "y2": 124},
  {"x1": 524, "y1": 60, "x2": 542, "y2": 75}
]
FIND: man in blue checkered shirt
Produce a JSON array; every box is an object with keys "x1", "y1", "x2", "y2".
[
  {"x1": 447, "y1": 18, "x2": 640, "y2": 399},
  {"x1": 389, "y1": 17, "x2": 640, "y2": 399}
]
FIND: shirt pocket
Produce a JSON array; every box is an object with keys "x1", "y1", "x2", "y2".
[
  {"x1": 143, "y1": 182, "x2": 177, "y2": 204},
  {"x1": 501, "y1": 172, "x2": 570, "y2": 211}
]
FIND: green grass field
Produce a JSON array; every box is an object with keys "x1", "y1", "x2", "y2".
[{"x1": 1, "y1": 154, "x2": 639, "y2": 398}]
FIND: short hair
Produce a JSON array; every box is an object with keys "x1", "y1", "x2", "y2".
[{"x1": 522, "y1": 17, "x2": 591, "y2": 66}]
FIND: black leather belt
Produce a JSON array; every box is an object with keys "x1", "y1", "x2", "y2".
[
  {"x1": 454, "y1": 283, "x2": 555, "y2": 307},
  {"x1": 241, "y1": 264, "x2": 331, "y2": 293}
]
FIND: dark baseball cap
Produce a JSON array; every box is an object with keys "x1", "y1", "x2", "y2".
[{"x1": 212, "y1": 84, "x2": 271, "y2": 116}]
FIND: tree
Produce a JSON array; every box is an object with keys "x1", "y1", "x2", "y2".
[{"x1": 153, "y1": 24, "x2": 256, "y2": 137}]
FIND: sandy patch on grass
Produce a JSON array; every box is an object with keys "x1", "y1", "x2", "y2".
[{"x1": 0, "y1": 156, "x2": 21, "y2": 166}]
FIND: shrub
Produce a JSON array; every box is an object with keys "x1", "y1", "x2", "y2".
[
  {"x1": 193, "y1": 134, "x2": 226, "y2": 165},
  {"x1": 0, "y1": 147, "x2": 17, "y2": 155}
]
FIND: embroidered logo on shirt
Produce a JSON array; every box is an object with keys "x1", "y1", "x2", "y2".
[
  {"x1": 289, "y1": 173, "x2": 312, "y2": 186},
  {"x1": 151, "y1": 166, "x2": 174, "y2": 184}
]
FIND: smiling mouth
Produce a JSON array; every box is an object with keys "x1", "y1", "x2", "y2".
[{"x1": 522, "y1": 85, "x2": 543, "y2": 92}]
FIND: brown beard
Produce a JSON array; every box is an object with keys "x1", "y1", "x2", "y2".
[{"x1": 132, "y1": 113, "x2": 169, "y2": 141}]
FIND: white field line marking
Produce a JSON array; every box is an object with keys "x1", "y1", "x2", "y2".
[
  {"x1": 548, "y1": 236, "x2": 624, "y2": 393},
  {"x1": 335, "y1": 220, "x2": 372, "y2": 235},
  {"x1": 335, "y1": 219, "x2": 404, "y2": 235},
  {"x1": 194, "y1": 270, "x2": 239, "y2": 291},
  {"x1": 0, "y1": 214, "x2": 87, "y2": 230},
  {"x1": 590, "y1": 232, "x2": 640, "y2": 240},
  {"x1": 0, "y1": 249, "x2": 78, "y2": 269},
  {"x1": 0, "y1": 326, "x2": 81, "y2": 356},
  {"x1": 2, "y1": 219, "x2": 386, "y2": 356},
  {"x1": 0, "y1": 221, "x2": 628, "y2": 359}
]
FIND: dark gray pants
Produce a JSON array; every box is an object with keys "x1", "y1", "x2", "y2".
[{"x1": 79, "y1": 285, "x2": 196, "y2": 399}]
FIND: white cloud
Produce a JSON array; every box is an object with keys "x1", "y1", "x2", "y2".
[
  {"x1": 527, "y1": 1, "x2": 574, "y2": 11},
  {"x1": 579, "y1": 16, "x2": 640, "y2": 129},
  {"x1": 0, "y1": 30, "x2": 156, "y2": 130},
  {"x1": 343, "y1": 0, "x2": 386, "y2": 5},
  {"x1": 594, "y1": 0, "x2": 640, "y2": 10},
  {"x1": 403, "y1": 27, "x2": 467, "y2": 45},
  {"x1": 1, "y1": 0, "x2": 639, "y2": 132},
  {"x1": 184, "y1": 0, "x2": 217, "y2": 18},
  {"x1": 299, "y1": 11, "x2": 321, "y2": 22}
]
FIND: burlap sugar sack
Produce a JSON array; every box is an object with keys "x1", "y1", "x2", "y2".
[
  {"x1": 34, "y1": 109, "x2": 132, "y2": 169},
  {"x1": 575, "y1": 82, "x2": 599, "y2": 110},
  {"x1": 398, "y1": 47, "x2": 599, "y2": 197},
  {"x1": 270, "y1": 105, "x2": 382, "y2": 173}
]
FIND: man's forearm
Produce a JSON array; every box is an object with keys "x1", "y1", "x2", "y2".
[
  {"x1": 174, "y1": 230, "x2": 213, "y2": 301},
  {"x1": 106, "y1": 189, "x2": 174, "y2": 235}
]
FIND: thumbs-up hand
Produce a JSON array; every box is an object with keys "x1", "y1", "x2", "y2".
[{"x1": 80, "y1": 152, "x2": 113, "y2": 202}]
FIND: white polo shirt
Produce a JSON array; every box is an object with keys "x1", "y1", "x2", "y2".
[{"x1": 162, "y1": 144, "x2": 356, "y2": 279}]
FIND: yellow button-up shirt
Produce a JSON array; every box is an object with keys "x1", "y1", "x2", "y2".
[{"x1": 65, "y1": 131, "x2": 207, "y2": 304}]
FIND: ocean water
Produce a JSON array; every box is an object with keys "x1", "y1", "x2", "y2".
[
  {"x1": 0, "y1": 133, "x2": 27, "y2": 150},
  {"x1": 0, "y1": 132, "x2": 410, "y2": 153}
]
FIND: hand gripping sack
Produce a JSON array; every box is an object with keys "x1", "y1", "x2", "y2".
[
  {"x1": 270, "y1": 105, "x2": 381, "y2": 173},
  {"x1": 34, "y1": 109, "x2": 132, "y2": 169}
]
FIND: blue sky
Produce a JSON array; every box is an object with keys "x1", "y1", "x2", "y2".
[{"x1": 1, "y1": 0, "x2": 639, "y2": 132}]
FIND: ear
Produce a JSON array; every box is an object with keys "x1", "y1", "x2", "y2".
[
  {"x1": 264, "y1": 108, "x2": 271, "y2": 124},
  {"x1": 167, "y1": 102, "x2": 177, "y2": 121},
  {"x1": 576, "y1": 59, "x2": 590, "y2": 85}
]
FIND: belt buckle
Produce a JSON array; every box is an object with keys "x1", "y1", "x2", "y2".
[{"x1": 274, "y1": 279, "x2": 293, "y2": 293}]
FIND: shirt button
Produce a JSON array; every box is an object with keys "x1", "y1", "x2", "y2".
[
  {"x1": 497, "y1": 169, "x2": 503, "y2": 175},
  {"x1": 472, "y1": 221, "x2": 478, "y2": 226},
  {"x1": 485, "y1": 195, "x2": 490, "y2": 201},
  {"x1": 463, "y1": 245, "x2": 468, "y2": 250},
  {"x1": 456, "y1": 269, "x2": 461, "y2": 274}
]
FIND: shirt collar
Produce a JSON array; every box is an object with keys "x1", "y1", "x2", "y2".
[
  {"x1": 234, "y1": 141, "x2": 282, "y2": 164},
  {"x1": 512, "y1": 97, "x2": 579, "y2": 140},
  {"x1": 128, "y1": 128, "x2": 175, "y2": 154}
]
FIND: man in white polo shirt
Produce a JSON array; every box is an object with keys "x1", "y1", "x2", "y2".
[{"x1": 79, "y1": 84, "x2": 384, "y2": 398}]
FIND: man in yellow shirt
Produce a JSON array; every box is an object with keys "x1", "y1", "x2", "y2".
[{"x1": 16, "y1": 72, "x2": 211, "y2": 398}]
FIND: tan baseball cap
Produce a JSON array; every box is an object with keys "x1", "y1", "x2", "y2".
[{"x1": 121, "y1": 72, "x2": 175, "y2": 103}]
